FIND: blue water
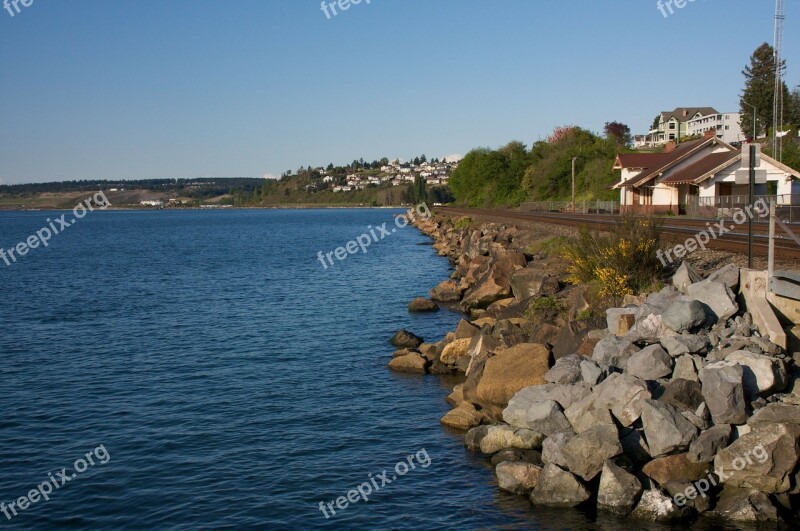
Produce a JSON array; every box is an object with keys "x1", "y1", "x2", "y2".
[{"x1": 1, "y1": 209, "x2": 739, "y2": 530}]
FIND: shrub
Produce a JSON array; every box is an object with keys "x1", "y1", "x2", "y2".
[
  {"x1": 454, "y1": 216, "x2": 473, "y2": 230},
  {"x1": 524, "y1": 296, "x2": 566, "y2": 323},
  {"x1": 562, "y1": 215, "x2": 662, "y2": 304}
]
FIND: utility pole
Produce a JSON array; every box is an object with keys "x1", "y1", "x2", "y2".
[
  {"x1": 572, "y1": 157, "x2": 577, "y2": 214},
  {"x1": 773, "y1": 0, "x2": 785, "y2": 160},
  {"x1": 748, "y1": 144, "x2": 756, "y2": 268}
]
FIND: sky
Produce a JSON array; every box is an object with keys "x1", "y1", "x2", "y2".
[{"x1": 1, "y1": 0, "x2": 798, "y2": 185}]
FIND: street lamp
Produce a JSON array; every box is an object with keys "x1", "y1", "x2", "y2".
[{"x1": 743, "y1": 101, "x2": 757, "y2": 141}]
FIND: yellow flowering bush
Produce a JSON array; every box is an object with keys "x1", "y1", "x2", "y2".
[{"x1": 563, "y1": 215, "x2": 662, "y2": 304}]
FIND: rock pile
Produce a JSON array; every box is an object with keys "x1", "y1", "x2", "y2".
[{"x1": 392, "y1": 212, "x2": 800, "y2": 525}]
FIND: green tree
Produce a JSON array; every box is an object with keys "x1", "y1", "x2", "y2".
[{"x1": 740, "y1": 43, "x2": 791, "y2": 139}]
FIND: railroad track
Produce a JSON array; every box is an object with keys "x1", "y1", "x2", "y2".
[{"x1": 437, "y1": 207, "x2": 800, "y2": 261}]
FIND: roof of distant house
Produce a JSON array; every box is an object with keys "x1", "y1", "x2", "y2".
[{"x1": 660, "y1": 107, "x2": 719, "y2": 122}]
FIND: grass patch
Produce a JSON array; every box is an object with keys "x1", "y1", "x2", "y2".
[{"x1": 524, "y1": 236, "x2": 570, "y2": 258}]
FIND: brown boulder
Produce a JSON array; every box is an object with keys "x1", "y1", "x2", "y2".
[
  {"x1": 430, "y1": 279, "x2": 463, "y2": 302},
  {"x1": 642, "y1": 453, "x2": 711, "y2": 486},
  {"x1": 388, "y1": 352, "x2": 430, "y2": 374},
  {"x1": 408, "y1": 297, "x2": 439, "y2": 313},
  {"x1": 475, "y1": 343, "x2": 552, "y2": 411}
]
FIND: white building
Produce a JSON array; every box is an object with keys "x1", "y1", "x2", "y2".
[{"x1": 686, "y1": 112, "x2": 743, "y2": 144}]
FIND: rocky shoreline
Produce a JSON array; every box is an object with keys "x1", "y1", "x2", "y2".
[{"x1": 389, "y1": 210, "x2": 800, "y2": 525}]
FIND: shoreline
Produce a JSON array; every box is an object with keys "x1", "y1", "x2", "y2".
[{"x1": 390, "y1": 208, "x2": 800, "y2": 526}]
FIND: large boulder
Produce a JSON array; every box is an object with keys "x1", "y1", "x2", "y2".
[
  {"x1": 662, "y1": 300, "x2": 708, "y2": 333},
  {"x1": 473, "y1": 343, "x2": 551, "y2": 412},
  {"x1": 631, "y1": 489, "x2": 691, "y2": 522},
  {"x1": 541, "y1": 432, "x2": 574, "y2": 468},
  {"x1": 502, "y1": 399, "x2": 573, "y2": 436},
  {"x1": 464, "y1": 425, "x2": 491, "y2": 452},
  {"x1": 440, "y1": 402, "x2": 485, "y2": 431},
  {"x1": 712, "y1": 486, "x2": 779, "y2": 522},
  {"x1": 544, "y1": 354, "x2": 584, "y2": 385},
  {"x1": 659, "y1": 378, "x2": 704, "y2": 412},
  {"x1": 672, "y1": 354, "x2": 702, "y2": 382},
  {"x1": 461, "y1": 261, "x2": 515, "y2": 311},
  {"x1": 707, "y1": 264, "x2": 740, "y2": 292},
  {"x1": 672, "y1": 262, "x2": 702, "y2": 293},
  {"x1": 588, "y1": 373, "x2": 651, "y2": 427},
  {"x1": 440, "y1": 338, "x2": 471, "y2": 366},
  {"x1": 626, "y1": 345, "x2": 674, "y2": 381},
  {"x1": 530, "y1": 464, "x2": 591, "y2": 507},
  {"x1": 699, "y1": 361, "x2": 748, "y2": 425},
  {"x1": 479, "y1": 424, "x2": 546, "y2": 454},
  {"x1": 640, "y1": 399, "x2": 698, "y2": 457},
  {"x1": 408, "y1": 297, "x2": 439, "y2": 313},
  {"x1": 725, "y1": 350, "x2": 787, "y2": 397},
  {"x1": 510, "y1": 266, "x2": 560, "y2": 301},
  {"x1": 714, "y1": 422, "x2": 800, "y2": 494},
  {"x1": 747, "y1": 403, "x2": 800, "y2": 426},
  {"x1": 503, "y1": 384, "x2": 590, "y2": 422},
  {"x1": 592, "y1": 336, "x2": 641, "y2": 370},
  {"x1": 495, "y1": 461, "x2": 542, "y2": 495},
  {"x1": 580, "y1": 357, "x2": 612, "y2": 386},
  {"x1": 563, "y1": 395, "x2": 615, "y2": 434},
  {"x1": 388, "y1": 352, "x2": 429, "y2": 374},
  {"x1": 560, "y1": 424, "x2": 622, "y2": 481},
  {"x1": 686, "y1": 280, "x2": 738, "y2": 322},
  {"x1": 390, "y1": 329, "x2": 424, "y2": 349},
  {"x1": 429, "y1": 279, "x2": 464, "y2": 302},
  {"x1": 688, "y1": 424, "x2": 733, "y2": 463},
  {"x1": 597, "y1": 460, "x2": 643, "y2": 515},
  {"x1": 641, "y1": 453, "x2": 711, "y2": 485},
  {"x1": 661, "y1": 335, "x2": 707, "y2": 357}
]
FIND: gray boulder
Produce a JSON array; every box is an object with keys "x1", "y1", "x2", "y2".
[
  {"x1": 661, "y1": 335, "x2": 707, "y2": 357},
  {"x1": 725, "y1": 350, "x2": 787, "y2": 397},
  {"x1": 503, "y1": 384, "x2": 588, "y2": 428},
  {"x1": 544, "y1": 354, "x2": 584, "y2": 385},
  {"x1": 626, "y1": 344, "x2": 674, "y2": 381},
  {"x1": 662, "y1": 300, "x2": 708, "y2": 333},
  {"x1": 564, "y1": 396, "x2": 615, "y2": 433},
  {"x1": 561, "y1": 424, "x2": 622, "y2": 481},
  {"x1": 592, "y1": 336, "x2": 641, "y2": 370},
  {"x1": 747, "y1": 403, "x2": 800, "y2": 426},
  {"x1": 597, "y1": 460, "x2": 643, "y2": 515},
  {"x1": 714, "y1": 422, "x2": 800, "y2": 494},
  {"x1": 686, "y1": 280, "x2": 739, "y2": 322},
  {"x1": 672, "y1": 262, "x2": 702, "y2": 293},
  {"x1": 541, "y1": 432, "x2": 574, "y2": 468},
  {"x1": 688, "y1": 424, "x2": 733, "y2": 463},
  {"x1": 672, "y1": 355, "x2": 702, "y2": 382},
  {"x1": 530, "y1": 464, "x2": 591, "y2": 507},
  {"x1": 503, "y1": 399, "x2": 573, "y2": 436},
  {"x1": 495, "y1": 461, "x2": 542, "y2": 495},
  {"x1": 660, "y1": 378, "x2": 704, "y2": 412},
  {"x1": 580, "y1": 358, "x2": 612, "y2": 386},
  {"x1": 712, "y1": 486, "x2": 778, "y2": 522},
  {"x1": 707, "y1": 264, "x2": 740, "y2": 292},
  {"x1": 640, "y1": 399, "x2": 698, "y2": 457},
  {"x1": 590, "y1": 373, "x2": 651, "y2": 427},
  {"x1": 490, "y1": 448, "x2": 542, "y2": 466},
  {"x1": 699, "y1": 361, "x2": 748, "y2": 425},
  {"x1": 631, "y1": 489, "x2": 691, "y2": 521}
]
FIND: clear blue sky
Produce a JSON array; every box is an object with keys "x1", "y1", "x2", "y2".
[{"x1": 1, "y1": 0, "x2": 798, "y2": 184}]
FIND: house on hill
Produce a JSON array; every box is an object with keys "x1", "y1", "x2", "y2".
[
  {"x1": 645, "y1": 107, "x2": 719, "y2": 147},
  {"x1": 614, "y1": 134, "x2": 800, "y2": 215}
]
